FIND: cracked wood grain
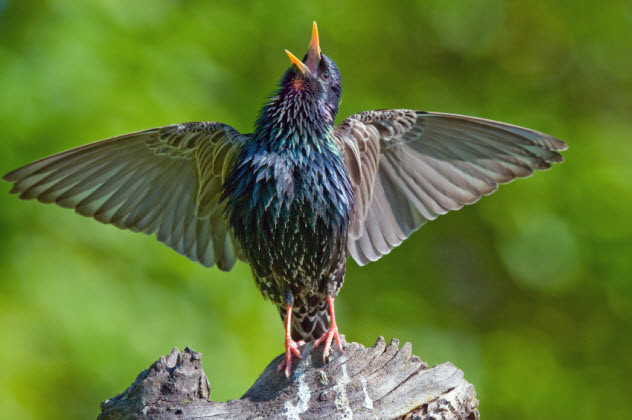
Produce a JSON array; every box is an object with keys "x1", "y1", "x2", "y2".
[{"x1": 99, "y1": 337, "x2": 479, "y2": 420}]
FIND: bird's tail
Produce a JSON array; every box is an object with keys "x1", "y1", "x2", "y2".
[{"x1": 280, "y1": 298, "x2": 330, "y2": 342}]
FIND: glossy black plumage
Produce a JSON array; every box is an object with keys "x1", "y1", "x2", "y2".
[
  {"x1": 221, "y1": 50, "x2": 353, "y2": 341},
  {"x1": 3, "y1": 23, "x2": 567, "y2": 374}
]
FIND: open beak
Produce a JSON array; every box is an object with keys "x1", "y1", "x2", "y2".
[
  {"x1": 285, "y1": 50, "x2": 310, "y2": 75},
  {"x1": 285, "y1": 21, "x2": 321, "y2": 76}
]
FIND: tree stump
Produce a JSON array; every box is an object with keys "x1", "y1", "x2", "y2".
[{"x1": 99, "y1": 337, "x2": 479, "y2": 419}]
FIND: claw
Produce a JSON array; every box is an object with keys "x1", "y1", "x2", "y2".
[
  {"x1": 277, "y1": 337, "x2": 305, "y2": 377},
  {"x1": 314, "y1": 322, "x2": 341, "y2": 362},
  {"x1": 313, "y1": 296, "x2": 343, "y2": 362},
  {"x1": 278, "y1": 304, "x2": 305, "y2": 378}
]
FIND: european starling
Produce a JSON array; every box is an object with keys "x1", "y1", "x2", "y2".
[{"x1": 4, "y1": 22, "x2": 567, "y2": 377}]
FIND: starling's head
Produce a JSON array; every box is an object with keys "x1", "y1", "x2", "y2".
[{"x1": 281, "y1": 22, "x2": 341, "y2": 122}]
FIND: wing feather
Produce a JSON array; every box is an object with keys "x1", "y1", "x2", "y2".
[
  {"x1": 4, "y1": 122, "x2": 248, "y2": 270},
  {"x1": 335, "y1": 110, "x2": 567, "y2": 265}
]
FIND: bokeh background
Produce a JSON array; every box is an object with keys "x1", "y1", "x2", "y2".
[{"x1": 1, "y1": 1, "x2": 631, "y2": 419}]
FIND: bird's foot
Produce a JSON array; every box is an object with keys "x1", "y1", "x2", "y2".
[
  {"x1": 277, "y1": 336, "x2": 305, "y2": 378},
  {"x1": 313, "y1": 320, "x2": 342, "y2": 362}
]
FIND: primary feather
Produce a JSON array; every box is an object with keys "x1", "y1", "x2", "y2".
[
  {"x1": 334, "y1": 110, "x2": 567, "y2": 265},
  {"x1": 4, "y1": 122, "x2": 247, "y2": 270}
]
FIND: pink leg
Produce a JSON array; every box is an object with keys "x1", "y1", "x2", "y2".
[
  {"x1": 313, "y1": 296, "x2": 343, "y2": 362},
  {"x1": 277, "y1": 304, "x2": 305, "y2": 378}
]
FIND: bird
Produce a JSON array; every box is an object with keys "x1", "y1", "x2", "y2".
[{"x1": 3, "y1": 22, "x2": 567, "y2": 377}]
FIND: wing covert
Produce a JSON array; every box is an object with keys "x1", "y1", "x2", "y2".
[
  {"x1": 334, "y1": 110, "x2": 567, "y2": 266},
  {"x1": 4, "y1": 122, "x2": 248, "y2": 270}
]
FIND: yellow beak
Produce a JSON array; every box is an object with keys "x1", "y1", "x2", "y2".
[
  {"x1": 285, "y1": 21, "x2": 321, "y2": 75},
  {"x1": 285, "y1": 50, "x2": 310, "y2": 75},
  {"x1": 307, "y1": 21, "x2": 321, "y2": 62}
]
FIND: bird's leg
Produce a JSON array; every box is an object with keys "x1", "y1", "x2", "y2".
[
  {"x1": 313, "y1": 296, "x2": 342, "y2": 362},
  {"x1": 277, "y1": 304, "x2": 305, "y2": 378}
]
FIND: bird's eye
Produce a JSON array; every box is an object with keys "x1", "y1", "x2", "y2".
[{"x1": 321, "y1": 71, "x2": 330, "y2": 80}]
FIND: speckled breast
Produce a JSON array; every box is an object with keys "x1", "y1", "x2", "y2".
[{"x1": 225, "y1": 145, "x2": 353, "y2": 303}]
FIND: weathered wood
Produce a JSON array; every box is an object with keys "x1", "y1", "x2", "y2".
[{"x1": 99, "y1": 337, "x2": 479, "y2": 419}]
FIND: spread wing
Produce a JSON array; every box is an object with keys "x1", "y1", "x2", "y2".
[
  {"x1": 334, "y1": 110, "x2": 568, "y2": 266},
  {"x1": 4, "y1": 122, "x2": 248, "y2": 270}
]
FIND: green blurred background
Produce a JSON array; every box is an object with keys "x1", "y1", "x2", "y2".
[{"x1": 1, "y1": 1, "x2": 630, "y2": 419}]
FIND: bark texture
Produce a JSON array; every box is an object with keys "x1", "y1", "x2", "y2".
[{"x1": 99, "y1": 337, "x2": 479, "y2": 419}]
